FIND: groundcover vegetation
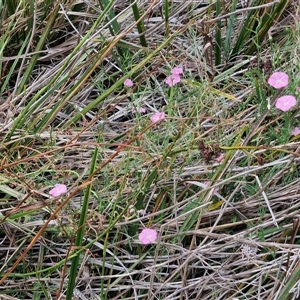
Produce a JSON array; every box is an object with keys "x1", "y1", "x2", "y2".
[{"x1": 0, "y1": 0, "x2": 300, "y2": 299}]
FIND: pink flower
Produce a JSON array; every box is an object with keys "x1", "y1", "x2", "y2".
[
  {"x1": 204, "y1": 181, "x2": 219, "y2": 194},
  {"x1": 291, "y1": 127, "x2": 300, "y2": 136},
  {"x1": 124, "y1": 79, "x2": 133, "y2": 87},
  {"x1": 49, "y1": 184, "x2": 67, "y2": 197},
  {"x1": 138, "y1": 228, "x2": 157, "y2": 245},
  {"x1": 165, "y1": 66, "x2": 184, "y2": 86},
  {"x1": 165, "y1": 74, "x2": 181, "y2": 87},
  {"x1": 171, "y1": 67, "x2": 183, "y2": 75},
  {"x1": 150, "y1": 112, "x2": 166, "y2": 123},
  {"x1": 267, "y1": 72, "x2": 289, "y2": 89},
  {"x1": 275, "y1": 95, "x2": 297, "y2": 111},
  {"x1": 133, "y1": 107, "x2": 146, "y2": 114},
  {"x1": 138, "y1": 107, "x2": 146, "y2": 113},
  {"x1": 216, "y1": 153, "x2": 225, "y2": 163}
]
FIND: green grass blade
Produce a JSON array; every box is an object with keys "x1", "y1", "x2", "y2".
[
  {"x1": 130, "y1": 0, "x2": 147, "y2": 47},
  {"x1": 65, "y1": 135, "x2": 101, "y2": 300},
  {"x1": 5, "y1": 8, "x2": 111, "y2": 140},
  {"x1": 214, "y1": 0, "x2": 222, "y2": 66},
  {"x1": 62, "y1": 29, "x2": 185, "y2": 128},
  {"x1": 246, "y1": 0, "x2": 290, "y2": 55},
  {"x1": 164, "y1": 0, "x2": 170, "y2": 37},
  {"x1": 98, "y1": 0, "x2": 121, "y2": 36},
  {"x1": 5, "y1": 73, "x2": 69, "y2": 139},
  {"x1": 98, "y1": 0, "x2": 127, "y2": 58},
  {"x1": 15, "y1": 4, "x2": 59, "y2": 95},
  {"x1": 277, "y1": 261, "x2": 300, "y2": 300},
  {"x1": 0, "y1": 33, "x2": 31, "y2": 95},
  {"x1": 229, "y1": 4, "x2": 259, "y2": 58},
  {"x1": 224, "y1": 0, "x2": 238, "y2": 57},
  {"x1": 5, "y1": 0, "x2": 18, "y2": 17},
  {"x1": 179, "y1": 126, "x2": 246, "y2": 238}
]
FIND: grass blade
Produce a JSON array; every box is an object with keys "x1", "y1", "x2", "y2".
[
  {"x1": 130, "y1": 0, "x2": 147, "y2": 47},
  {"x1": 65, "y1": 135, "x2": 101, "y2": 300}
]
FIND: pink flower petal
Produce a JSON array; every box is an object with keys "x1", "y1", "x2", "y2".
[
  {"x1": 216, "y1": 153, "x2": 225, "y2": 163},
  {"x1": 204, "y1": 181, "x2": 219, "y2": 194},
  {"x1": 150, "y1": 112, "x2": 166, "y2": 123},
  {"x1": 165, "y1": 76, "x2": 174, "y2": 87},
  {"x1": 267, "y1": 72, "x2": 289, "y2": 89},
  {"x1": 124, "y1": 79, "x2": 133, "y2": 87},
  {"x1": 165, "y1": 74, "x2": 181, "y2": 87},
  {"x1": 291, "y1": 127, "x2": 300, "y2": 136},
  {"x1": 275, "y1": 95, "x2": 297, "y2": 112},
  {"x1": 138, "y1": 228, "x2": 157, "y2": 245},
  {"x1": 138, "y1": 107, "x2": 146, "y2": 113},
  {"x1": 171, "y1": 67, "x2": 183, "y2": 75},
  {"x1": 49, "y1": 184, "x2": 67, "y2": 197}
]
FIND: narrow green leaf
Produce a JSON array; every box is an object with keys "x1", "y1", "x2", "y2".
[
  {"x1": 214, "y1": 0, "x2": 222, "y2": 66},
  {"x1": 16, "y1": 4, "x2": 60, "y2": 94},
  {"x1": 6, "y1": 6, "x2": 111, "y2": 140},
  {"x1": 98, "y1": 0, "x2": 127, "y2": 58},
  {"x1": 0, "y1": 33, "x2": 31, "y2": 95},
  {"x1": 130, "y1": 0, "x2": 147, "y2": 47},
  {"x1": 65, "y1": 135, "x2": 101, "y2": 300},
  {"x1": 164, "y1": 0, "x2": 170, "y2": 37},
  {"x1": 224, "y1": 0, "x2": 238, "y2": 57},
  {"x1": 246, "y1": 0, "x2": 290, "y2": 55},
  {"x1": 277, "y1": 261, "x2": 300, "y2": 300}
]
